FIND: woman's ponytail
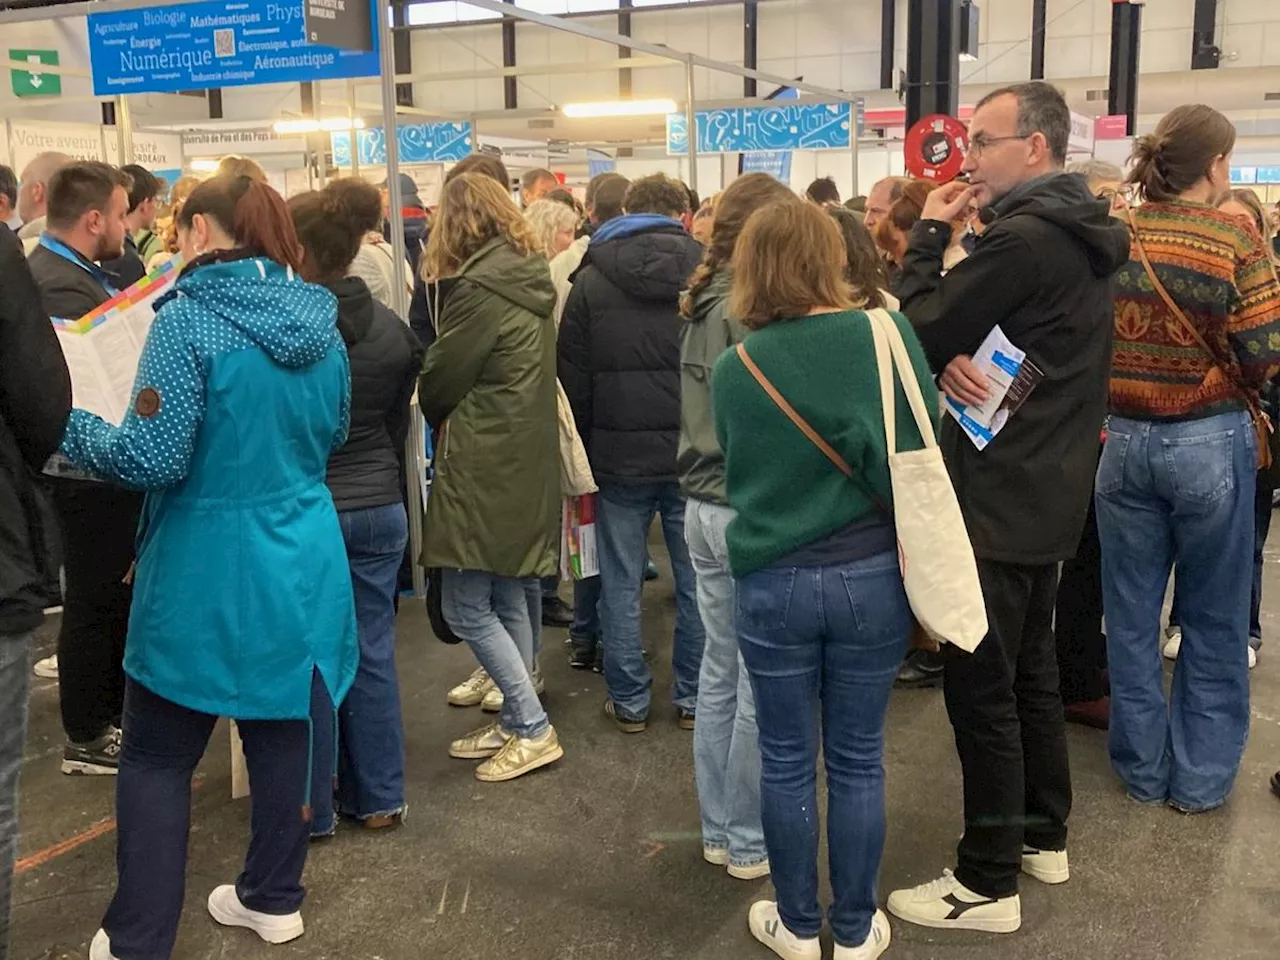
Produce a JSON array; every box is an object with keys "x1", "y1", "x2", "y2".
[{"x1": 1124, "y1": 105, "x2": 1236, "y2": 204}]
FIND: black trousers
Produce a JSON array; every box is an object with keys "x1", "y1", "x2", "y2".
[
  {"x1": 1054, "y1": 495, "x2": 1108, "y2": 704},
  {"x1": 944, "y1": 559, "x2": 1072, "y2": 899},
  {"x1": 46, "y1": 477, "x2": 143, "y2": 744}
]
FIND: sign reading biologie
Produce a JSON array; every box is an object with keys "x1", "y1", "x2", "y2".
[{"x1": 87, "y1": 0, "x2": 380, "y2": 96}]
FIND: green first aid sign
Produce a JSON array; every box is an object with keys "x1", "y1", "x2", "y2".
[{"x1": 10, "y1": 49, "x2": 61, "y2": 97}]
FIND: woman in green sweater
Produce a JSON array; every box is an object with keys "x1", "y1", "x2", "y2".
[{"x1": 713, "y1": 201, "x2": 938, "y2": 960}]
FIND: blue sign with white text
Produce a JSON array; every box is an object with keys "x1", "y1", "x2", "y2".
[
  {"x1": 667, "y1": 102, "x2": 856, "y2": 156},
  {"x1": 1259, "y1": 167, "x2": 1280, "y2": 185},
  {"x1": 87, "y1": 0, "x2": 380, "y2": 96},
  {"x1": 331, "y1": 122, "x2": 473, "y2": 166}
]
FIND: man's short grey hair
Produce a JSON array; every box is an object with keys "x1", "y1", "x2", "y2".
[
  {"x1": 1066, "y1": 159, "x2": 1124, "y2": 188},
  {"x1": 976, "y1": 81, "x2": 1071, "y2": 166}
]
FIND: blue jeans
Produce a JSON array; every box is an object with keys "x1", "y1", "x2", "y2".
[
  {"x1": 597, "y1": 481, "x2": 704, "y2": 720},
  {"x1": 310, "y1": 504, "x2": 408, "y2": 835},
  {"x1": 442, "y1": 569, "x2": 547, "y2": 738},
  {"x1": 0, "y1": 635, "x2": 31, "y2": 958},
  {"x1": 737, "y1": 551, "x2": 909, "y2": 948},
  {"x1": 105, "y1": 679, "x2": 310, "y2": 959},
  {"x1": 687, "y1": 500, "x2": 766, "y2": 869},
  {"x1": 1096, "y1": 411, "x2": 1255, "y2": 812}
]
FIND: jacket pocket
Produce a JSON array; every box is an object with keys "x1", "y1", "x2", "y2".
[
  {"x1": 1162, "y1": 429, "x2": 1235, "y2": 504},
  {"x1": 1095, "y1": 432, "x2": 1130, "y2": 496}
]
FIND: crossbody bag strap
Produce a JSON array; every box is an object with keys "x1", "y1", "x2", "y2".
[{"x1": 735, "y1": 341, "x2": 890, "y2": 514}]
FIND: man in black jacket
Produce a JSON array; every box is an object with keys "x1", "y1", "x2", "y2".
[
  {"x1": 559, "y1": 174, "x2": 705, "y2": 734},
  {"x1": 27, "y1": 162, "x2": 143, "y2": 778},
  {"x1": 0, "y1": 222, "x2": 72, "y2": 951},
  {"x1": 887, "y1": 82, "x2": 1130, "y2": 934}
]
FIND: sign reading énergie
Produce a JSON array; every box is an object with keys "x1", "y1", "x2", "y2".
[{"x1": 87, "y1": 0, "x2": 379, "y2": 96}]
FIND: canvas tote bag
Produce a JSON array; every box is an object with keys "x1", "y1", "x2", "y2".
[{"x1": 735, "y1": 308, "x2": 986, "y2": 651}]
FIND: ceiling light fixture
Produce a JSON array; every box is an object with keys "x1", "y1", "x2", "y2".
[
  {"x1": 562, "y1": 98, "x2": 679, "y2": 119},
  {"x1": 272, "y1": 117, "x2": 367, "y2": 135}
]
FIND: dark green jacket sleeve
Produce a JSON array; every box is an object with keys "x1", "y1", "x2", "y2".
[{"x1": 418, "y1": 281, "x2": 502, "y2": 428}]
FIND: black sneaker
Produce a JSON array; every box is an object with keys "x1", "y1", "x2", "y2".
[
  {"x1": 895, "y1": 648, "x2": 945, "y2": 689},
  {"x1": 541, "y1": 596, "x2": 574, "y2": 628},
  {"x1": 604, "y1": 699, "x2": 647, "y2": 734},
  {"x1": 677, "y1": 709, "x2": 695, "y2": 731},
  {"x1": 62, "y1": 726, "x2": 122, "y2": 776},
  {"x1": 568, "y1": 637, "x2": 598, "y2": 670}
]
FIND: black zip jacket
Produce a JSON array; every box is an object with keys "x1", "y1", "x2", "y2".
[
  {"x1": 325, "y1": 276, "x2": 424, "y2": 512},
  {"x1": 898, "y1": 172, "x2": 1131, "y2": 564},
  {"x1": 558, "y1": 216, "x2": 703, "y2": 485},
  {"x1": 0, "y1": 227, "x2": 72, "y2": 634}
]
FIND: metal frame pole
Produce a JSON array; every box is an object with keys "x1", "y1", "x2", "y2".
[
  {"x1": 684, "y1": 54, "x2": 698, "y2": 195},
  {"x1": 377, "y1": 0, "x2": 423, "y2": 596},
  {"x1": 116, "y1": 95, "x2": 134, "y2": 165},
  {"x1": 348, "y1": 81, "x2": 360, "y2": 178}
]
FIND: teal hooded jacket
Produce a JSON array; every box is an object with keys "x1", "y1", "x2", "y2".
[{"x1": 60, "y1": 255, "x2": 357, "y2": 721}]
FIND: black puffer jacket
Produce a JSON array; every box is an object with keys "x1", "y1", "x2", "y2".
[
  {"x1": 558, "y1": 215, "x2": 703, "y2": 484},
  {"x1": 325, "y1": 277, "x2": 423, "y2": 512},
  {"x1": 0, "y1": 226, "x2": 71, "y2": 635}
]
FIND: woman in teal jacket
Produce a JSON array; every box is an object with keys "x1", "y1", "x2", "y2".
[{"x1": 60, "y1": 175, "x2": 357, "y2": 960}]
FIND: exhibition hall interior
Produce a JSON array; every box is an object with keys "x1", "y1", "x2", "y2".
[{"x1": 0, "y1": 0, "x2": 1278, "y2": 958}]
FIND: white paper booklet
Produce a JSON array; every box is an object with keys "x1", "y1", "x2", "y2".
[{"x1": 944, "y1": 324, "x2": 1043, "y2": 451}]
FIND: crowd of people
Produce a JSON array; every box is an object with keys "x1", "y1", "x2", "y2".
[{"x1": 0, "y1": 79, "x2": 1278, "y2": 960}]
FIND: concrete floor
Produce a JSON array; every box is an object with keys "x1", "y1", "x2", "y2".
[{"x1": 11, "y1": 544, "x2": 1280, "y2": 960}]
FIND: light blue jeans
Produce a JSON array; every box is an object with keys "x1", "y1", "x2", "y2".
[
  {"x1": 1096, "y1": 411, "x2": 1255, "y2": 812},
  {"x1": 686, "y1": 499, "x2": 766, "y2": 869},
  {"x1": 442, "y1": 569, "x2": 548, "y2": 739}
]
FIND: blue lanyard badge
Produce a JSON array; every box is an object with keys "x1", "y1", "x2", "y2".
[{"x1": 38, "y1": 234, "x2": 120, "y2": 297}]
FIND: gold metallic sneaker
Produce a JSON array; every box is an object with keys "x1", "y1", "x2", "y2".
[
  {"x1": 449, "y1": 723, "x2": 513, "y2": 760},
  {"x1": 448, "y1": 668, "x2": 495, "y2": 707},
  {"x1": 475, "y1": 726, "x2": 563, "y2": 782}
]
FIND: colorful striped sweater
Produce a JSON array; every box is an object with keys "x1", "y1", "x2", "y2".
[{"x1": 1110, "y1": 201, "x2": 1280, "y2": 421}]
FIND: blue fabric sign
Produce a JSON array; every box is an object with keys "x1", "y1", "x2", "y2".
[
  {"x1": 87, "y1": 0, "x2": 380, "y2": 96},
  {"x1": 331, "y1": 122, "x2": 473, "y2": 166},
  {"x1": 668, "y1": 102, "x2": 855, "y2": 156},
  {"x1": 740, "y1": 151, "x2": 792, "y2": 183}
]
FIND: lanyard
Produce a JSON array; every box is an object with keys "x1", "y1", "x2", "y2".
[{"x1": 38, "y1": 233, "x2": 120, "y2": 297}]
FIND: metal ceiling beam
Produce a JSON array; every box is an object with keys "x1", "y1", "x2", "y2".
[
  {"x1": 402, "y1": 0, "x2": 859, "y2": 102},
  {"x1": 350, "y1": 56, "x2": 674, "y2": 88}
]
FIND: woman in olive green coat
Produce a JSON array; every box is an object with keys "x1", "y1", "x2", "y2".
[{"x1": 418, "y1": 173, "x2": 563, "y2": 783}]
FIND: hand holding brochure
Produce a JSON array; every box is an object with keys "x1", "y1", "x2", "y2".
[
  {"x1": 52, "y1": 257, "x2": 183, "y2": 425},
  {"x1": 945, "y1": 325, "x2": 1043, "y2": 450}
]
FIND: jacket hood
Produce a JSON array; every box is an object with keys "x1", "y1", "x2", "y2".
[
  {"x1": 688, "y1": 268, "x2": 732, "y2": 323},
  {"x1": 328, "y1": 275, "x2": 375, "y2": 347},
  {"x1": 993, "y1": 172, "x2": 1130, "y2": 278},
  {"x1": 459, "y1": 237, "x2": 556, "y2": 318},
  {"x1": 175, "y1": 257, "x2": 338, "y2": 368},
  {"x1": 582, "y1": 214, "x2": 703, "y2": 302}
]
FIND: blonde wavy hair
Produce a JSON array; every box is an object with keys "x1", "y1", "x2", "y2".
[
  {"x1": 422, "y1": 172, "x2": 537, "y2": 280},
  {"x1": 524, "y1": 198, "x2": 580, "y2": 258}
]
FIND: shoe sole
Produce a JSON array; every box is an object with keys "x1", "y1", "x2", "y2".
[
  {"x1": 481, "y1": 701, "x2": 502, "y2": 713},
  {"x1": 449, "y1": 744, "x2": 506, "y2": 760},
  {"x1": 728, "y1": 862, "x2": 771, "y2": 881},
  {"x1": 613, "y1": 719, "x2": 647, "y2": 734},
  {"x1": 474, "y1": 743, "x2": 564, "y2": 782},
  {"x1": 1022, "y1": 863, "x2": 1070, "y2": 885},
  {"x1": 677, "y1": 717, "x2": 696, "y2": 731},
  {"x1": 703, "y1": 848, "x2": 729, "y2": 866},
  {"x1": 887, "y1": 904, "x2": 1020, "y2": 934},
  {"x1": 61, "y1": 761, "x2": 118, "y2": 776},
  {"x1": 33, "y1": 668, "x2": 58, "y2": 680},
  {"x1": 207, "y1": 895, "x2": 304, "y2": 944},
  {"x1": 749, "y1": 907, "x2": 821, "y2": 960},
  {"x1": 447, "y1": 694, "x2": 485, "y2": 707}
]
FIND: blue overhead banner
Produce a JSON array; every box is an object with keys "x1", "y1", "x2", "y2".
[
  {"x1": 667, "y1": 101, "x2": 859, "y2": 156},
  {"x1": 87, "y1": 0, "x2": 380, "y2": 96},
  {"x1": 331, "y1": 122, "x2": 473, "y2": 166}
]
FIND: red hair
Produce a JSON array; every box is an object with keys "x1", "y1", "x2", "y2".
[{"x1": 178, "y1": 175, "x2": 304, "y2": 272}]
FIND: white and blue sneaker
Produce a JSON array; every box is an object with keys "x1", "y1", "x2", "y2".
[
  {"x1": 748, "y1": 901, "x2": 820, "y2": 960},
  {"x1": 834, "y1": 909, "x2": 892, "y2": 960}
]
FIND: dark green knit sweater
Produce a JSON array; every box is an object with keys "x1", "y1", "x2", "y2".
[{"x1": 712, "y1": 309, "x2": 939, "y2": 576}]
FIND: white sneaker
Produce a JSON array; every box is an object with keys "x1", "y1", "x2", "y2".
[
  {"x1": 1163, "y1": 630, "x2": 1182, "y2": 660},
  {"x1": 447, "y1": 668, "x2": 494, "y2": 707},
  {"x1": 728, "y1": 859, "x2": 771, "y2": 881},
  {"x1": 703, "y1": 846, "x2": 729, "y2": 866},
  {"x1": 206, "y1": 884, "x2": 304, "y2": 944},
  {"x1": 1021, "y1": 846, "x2": 1069, "y2": 884},
  {"x1": 833, "y1": 909, "x2": 892, "y2": 960},
  {"x1": 748, "y1": 901, "x2": 820, "y2": 960},
  {"x1": 34, "y1": 654, "x2": 58, "y2": 679},
  {"x1": 1249, "y1": 646, "x2": 1258, "y2": 670},
  {"x1": 887, "y1": 869, "x2": 1021, "y2": 934},
  {"x1": 481, "y1": 667, "x2": 544, "y2": 713},
  {"x1": 89, "y1": 929, "x2": 119, "y2": 960}
]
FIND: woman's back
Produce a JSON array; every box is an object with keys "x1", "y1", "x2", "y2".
[{"x1": 1111, "y1": 201, "x2": 1280, "y2": 420}]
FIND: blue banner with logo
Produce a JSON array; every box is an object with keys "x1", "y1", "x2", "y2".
[
  {"x1": 331, "y1": 122, "x2": 473, "y2": 166},
  {"x1": 87, "y1": 0, "x2": 380, "y2": 96},
  {"x1": 667, "y1": 101, "x2": 857, "y2": 156},
  {"x1": 587, "y1": 148, "x2": 616, "y2": 179}
]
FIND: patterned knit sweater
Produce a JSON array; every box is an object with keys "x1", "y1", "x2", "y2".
[{"x1": 1110, "y1": 200, "x2": 1280, "y2": 421}]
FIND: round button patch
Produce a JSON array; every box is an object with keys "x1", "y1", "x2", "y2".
[{"x1": 135, "y1": 387, "x2": 162, "y2": 419}]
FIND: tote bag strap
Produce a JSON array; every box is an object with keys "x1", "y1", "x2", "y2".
[{"x1": 865, "y1": 308, "x2": 940, "y2": 454}]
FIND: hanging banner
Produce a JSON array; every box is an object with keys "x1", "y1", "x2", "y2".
[
  {"x1": 304, "y1": 0, "x2": 372, "y2": 53},
  {"x1": 586, "y1": 148, "x2": 615, "y2": 179},
  {"x1": 105, "y1": 130, "x2": 184, "y2": 172},
  {"x1": 87, "y1": 0, "x2": 380, "y2": 96},
  {"x1": 181, "y1": 128, "x2": 308, "y2": 156},
  {"x1": 331, "y1": 122, "x2": 473, "y2": 166},
  {"x1": 9, "y1": 120, "x2": 106, "y2": 172},
  {"x1": 1068, "y1": 111, "x2": 1095, "y2": 155},
  {"x1": 667, "y1": 101, "x2": 858, "y2": 156},
  {"x1": 740, "y1": 152, "x2": 792, "y2": 183}
]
